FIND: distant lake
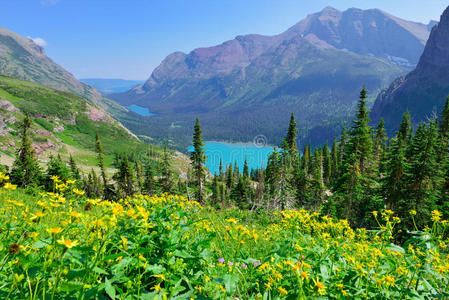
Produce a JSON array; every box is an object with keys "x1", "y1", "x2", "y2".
[
  {"x1": 125, "y1": 105, "x2": 155, "y2": 116},
  {"x1": 188, "y1": 141, "x2": 274, "y2": 175}
]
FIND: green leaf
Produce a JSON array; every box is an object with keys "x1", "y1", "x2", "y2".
[
  {"x1": 173, "y1": 249, "x2": 194, "y2": 258},
  {"x1": 59, "y1": 281, "x2": 83, "y2": 292},
  {"x1": 146, "y1": 264, "x2": 165, "y2": 274},
  {"x1": 223, "y1": 274, "x2": 238, "y2": 295},
  {"x1": 93, "y1": 266, "x2": 108, "y2": 275},
  {"x1": 32, "y1": 239, "x2": 51, "y2": 249},
  {"x1": 105, "y1": 278, "x2": 116, "y2": 299},
  {"x1": 386, "y1": 243, "x2": 405, "y2": 253}
]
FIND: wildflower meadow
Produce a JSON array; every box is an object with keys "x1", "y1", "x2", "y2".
[{"x1": 0, "y1": 174, "x2": 448, "y2": 299}]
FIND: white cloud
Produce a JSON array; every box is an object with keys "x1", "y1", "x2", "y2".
[
  {"x1": 28, "y1": 37, "x2": 48, "y2": 47},
  {"x1": 40, "y1": 0, "x2": 60, "y2": 5}
]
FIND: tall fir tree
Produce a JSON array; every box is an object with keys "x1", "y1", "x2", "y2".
[
  {"x1": 143, "y1": 162, "x2": 156, "y2": 195},
  {"x1": 114, "y1": 156, "x2": 135, "y2": 198},
  {"x1": 398, "y1": 110, "x2": 413, "y2": 143},
  {"x1": 10, "y1": 115, "x2": 42, "y2": 187},
  {"x1": 190, "y1": 117, "x2": 207, "y2": 203},
  {"x1": 95, "y1": 132, "x2": 107, "y2": 194},
  {"x1": 283, "y1": 112, "x2": 298, "y2": 154},
  {"x1": 69, "y1": 154, "x2": 81, "y2": 180},
  {"x1": 160, "y1": 141, "x2": 174, "y2": 193}
]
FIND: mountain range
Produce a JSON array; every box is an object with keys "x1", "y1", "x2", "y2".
[
  {"x1": 110, "y1": 6, "x2": 436, "y2": 147},
  {"x1": 371, "y1": 6, "x2": 449, "y2": 132},
  {"x1": 0, "y1": 27, "x2": 188, "y2": 173}
]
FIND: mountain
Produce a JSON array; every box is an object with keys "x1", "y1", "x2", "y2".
[
  {"x1": 0, "y1": 27, "x2": 189, "y2": 173},
  {"x1": 0, "y1": 27, "x2": 109, "y2": 107},
  {"x1": 0, "y1": 75, "x2": 190, "y2": 175},
  {"x1": 371, "y1": 6, "x2": 449, "y2": 132},
  {"x1": 110, "y1": 7, "x2": 432, "y2": 148},
  {"x1": 79, "y1": 78, "x2": 145, "y2": 95},
  {"x1": 0, "y1": 75, "x2": 138, "y2": 170}
]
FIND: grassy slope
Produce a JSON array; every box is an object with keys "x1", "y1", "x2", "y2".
[
  {"x1": 0, "y1": 185, "x2": 447, "y2": 298},
  {"x1": 0, "y1": 75, "x2": 188, "y2": 175}
]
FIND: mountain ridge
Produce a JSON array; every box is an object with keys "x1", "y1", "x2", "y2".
[
  {"x1": 110, "y1": 6, "x2": 431, "y2": 147},
  {"x1": 371, "y1": 5, "x2": 449, "y2": 132}
]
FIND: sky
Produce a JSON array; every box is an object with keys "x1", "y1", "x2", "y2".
[{"x1": 1, "y1": 0, "x2": 447, "y2": 80}]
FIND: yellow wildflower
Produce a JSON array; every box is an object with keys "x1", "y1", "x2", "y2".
[
  {"x1": 57, "y1": 237, "x2": 79, "y2": 249},
  {"x1": 47, "y1": 227, "x2": 63, "y2": 235}
]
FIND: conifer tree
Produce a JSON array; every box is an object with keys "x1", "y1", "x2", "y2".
[
  {"x1": 382, "y1": 137, "x2": 408, "y2": 211},
  {"x1": 114, "y1": 156, "x2": 135, "y2": 197},
  {"x1": 69, "y1": 154, "x2": 81, "y2": 180},
  {"x1": 398, "y1": 110, "x2": 413, "y2": 143},
  {"x1": 212, "y1": 175, "x2": 220, "y2": 206},
  {"x1": 134, "y1": 161, "x2": 143, "y2": 193},
  {"x1": 190, "y1": 117, "x2": 206, "y2": 203},
  {"x1": 160, "y1": 141, "x2": 174, "y2": 193},
  {"x1": 323, "y1": 143, "x2": 331, "y2": 185},
  {"x1": 330, "y1": 137, "x2": 338, "y2": 181},
  {"x1": 95, "y1": 132, "x2": 107, "y2": 193},
  {"x1": 439, "y1": 96, "x2": 449, "y2": 136},
  {"x1": 403, "y1": 121, "x2": 442, "y2": 227},
  {"x1": 337, "y1": 87, "x2": 374, "y2": 225},
  {"x1": 243, "y1": 157, "x2": 249, "y2": 179},
  {"x1": 226, "y1": 165, "x2": 233, "y2": 189},
  {"x1": 46, "y1": 155, "x2": 71, "y2": 189},
  {"x1": 219, "y1": 159, "x2": 224, "y2": 180},
  {"x1": 143, "y1": 163, "x2": 155, "y2": 195},
  {"x1": 284, "y1": 112, "x2": 298, "y2": 154},
  {"x1": 10, "y1": 114, "x2": 42, "y2": 187}
]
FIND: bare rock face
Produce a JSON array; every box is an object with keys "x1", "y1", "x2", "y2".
[
  {"x1": 0, "y1": 99, "x2": 20, "y2": 113},
  {"x1": 371, "y1": 6, "x2": 449, "y2": 132}
]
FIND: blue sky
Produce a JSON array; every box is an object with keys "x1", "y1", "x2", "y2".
[{"x1": 1, "y1": 0, "x2": 447, "y2": 79}]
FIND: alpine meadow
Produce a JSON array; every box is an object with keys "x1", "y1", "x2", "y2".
[{"x1": 1, "y1": 1, "x2": 449, "y2": 299}]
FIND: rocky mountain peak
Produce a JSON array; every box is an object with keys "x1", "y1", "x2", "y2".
[{"x1": 417, "y1": 6, "x2": 449, "y2": 70}]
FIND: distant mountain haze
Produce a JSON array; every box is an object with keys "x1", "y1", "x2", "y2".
[
  {"x1": 371, "y1": 5, "x2": 449, "y2": 132},
  {"x1": 79, "y1": 78, "x2": 145, "y2": 95},
  {"x1": 110, "y1": 7, "x2": 433, "y2": 147}
]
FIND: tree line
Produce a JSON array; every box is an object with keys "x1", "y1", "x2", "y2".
[
  {"x1": 189, "y1": 88, "x2": 449, "y2": 232},
  {"x1": 5, "y1": 87, "x2": 449, "y2": 232},
  {"x1": 3, "y1": 115, "x2": 181, "y2": 200}
]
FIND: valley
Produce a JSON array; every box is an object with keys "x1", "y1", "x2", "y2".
[{"x1": 0, "y1": 2, "x2": 449, "y2": 299}]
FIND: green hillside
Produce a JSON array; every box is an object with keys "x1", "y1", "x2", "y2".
[{"x1": 0, "y1": 75, "x2": 188, "y2": 174}]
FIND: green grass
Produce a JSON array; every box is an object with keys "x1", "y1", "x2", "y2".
[{"x1": 0, "y1": 183, "x2": 448, "y2": 299}]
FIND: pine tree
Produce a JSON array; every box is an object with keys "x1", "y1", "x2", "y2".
[
  {"x1": 226, "y1": 165, "x2": 233, "y2": 189},
  {"x1": 219, "y1": 159, "x2": 224, "y2": 180},
  {"x1": 134, "y1": 161, "x2": 143, "y2": 193},
  {"x1": 190, "y1": 117, "x2": 206, "y2": 203},
  {"x1": 403, "y1": 121, "x2": 442, "y2": 227},
  {"x1": 243, "y1": 157, "x2": 249, "y2": 179},
  {"x1": 143, "y1": 163, "x2": 155, "y2": 195},
  {"x1": 114, "y1": 156, "x2": 135, "y2": 197},
  {"x1": 382, "y1": 137, "x2": 408, "y2": 211},
  {"x1": 10, "y1": 115, "x2": 42, "y2": 187},
  {"x1": 212, "y1": 175, "x2": 220, "y2": 207},
  {"x1": 95, "y1": 132, "x2": 107, "y2": 194},
  {"x1": 160, "y1": 141, "x2": 174, "y2": 193},
  {"x1": 398, "y1": 110, "x2": 413, "y2": 143},
  {"x1": 46, "y1": 155, "x2": 71, "y2": 190},
  {"x1": 69, "y1": 154, "x2": 81, "y2": 180},
  {"x1": 336, "y1": 87, "x2": 374, "y2": 225},
  {"x1": 283, "y1": 112, "x2": 298, "y2": 154},
  {"x1": 323, "y1": 143, "x2": 331, "y2": 185},
  {"x1": 330, "y1": 137, "x2": 338, "y2": 182}
]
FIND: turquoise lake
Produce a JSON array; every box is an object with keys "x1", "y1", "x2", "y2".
[
  {"x1": 125, "y1": 105, "x2": 155, "y2": 116},
  {"x1": 188, "y1": 141, "x2": 274, "y2": 175}
]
